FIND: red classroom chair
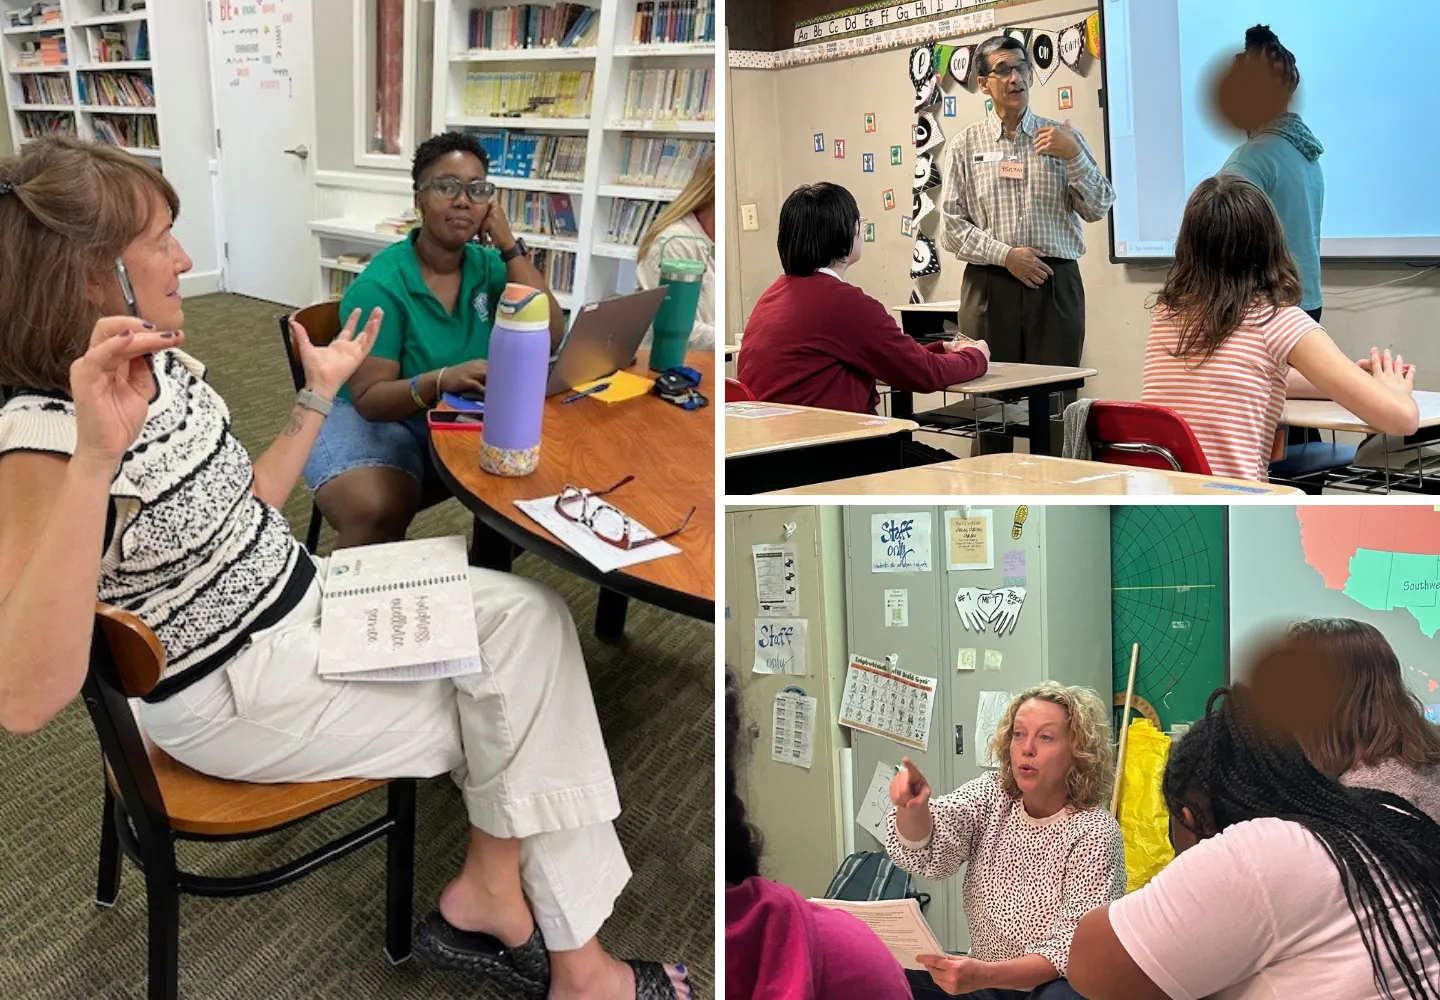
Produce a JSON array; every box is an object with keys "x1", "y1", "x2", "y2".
[
  {"x1": 725, "y1": 378, "x2": 757, "y2": 403},
  {"x1": 1087, "y1": 401, "x2": 1212, "y2": 475}
]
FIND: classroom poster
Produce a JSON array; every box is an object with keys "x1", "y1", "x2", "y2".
[
  {"x1": 754, "y1": 618, "x2": 807, "y2": 676},
  {"x1": 772, "y1": 690, "x2": 817, "y2": 769},
  {"x1": 884, "y1": 589, "x2": 909, "y2": 627},
  {"x1": 946, "y1": 509, "x2": 993, "y2": 570},
  {"x1": 856, "y1": 759, "x2": 902, "y2": 844},
  {"x1": 752, "y1": 543, "x2": 799, "y2": 616},
  {"x1": 838, "y1": 654, "x2": 937, "y2": 751},
  {"x1": 872, "y1": 512, "x2": 933, "y2": 573}
]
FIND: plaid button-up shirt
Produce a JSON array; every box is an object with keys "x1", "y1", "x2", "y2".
[{"x1": 939, "y1": 106, "x2": 1116, "y2": 266}]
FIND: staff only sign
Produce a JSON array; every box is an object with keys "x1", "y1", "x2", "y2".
[{"x1": 795, "y1": 0, "x2": 1009, "y2": 45}]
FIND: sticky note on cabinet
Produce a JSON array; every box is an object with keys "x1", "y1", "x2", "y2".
[
  {"x1": 984, "y1": 649, "x2": 1003, "y2": 671},
  {"x1": 957, "y1": 648, "x2": 976, "y2": 671}
]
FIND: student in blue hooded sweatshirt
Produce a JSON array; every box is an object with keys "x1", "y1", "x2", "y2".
[{"x1": 1221, "y1": 25, "x2": 1325, "y2": 321}]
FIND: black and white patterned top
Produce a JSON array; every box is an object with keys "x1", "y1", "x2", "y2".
[
  {"x1": 884, "y1": 772, "x2": 1126, "y2": 976},
  {"x1": 0, "y1": 349, "x2": 314, "y2": 701},
  {"x1": 940, "y1": 106, "x2": 1115, "y2": 265}
]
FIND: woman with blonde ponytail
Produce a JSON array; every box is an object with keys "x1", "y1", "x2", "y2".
[{"x1": 636, "y1": 155, "x2": 715, "y2": 349}]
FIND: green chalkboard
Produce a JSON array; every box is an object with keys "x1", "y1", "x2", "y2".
[{"x1": 1110, "y1": 506, "x2": 1228, "y2": 730}]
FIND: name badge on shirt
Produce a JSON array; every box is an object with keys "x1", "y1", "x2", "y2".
[
  {"x1": 974, "y1": 151, "x2": 1004, "y2": 163},
  {"x1": 998, "y1": 158, "x2": 1025, "y2": 180}
]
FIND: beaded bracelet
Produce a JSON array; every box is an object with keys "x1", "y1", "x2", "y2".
[{"x1": 409, "y1": 375, "x2": 427, "y2": 409}]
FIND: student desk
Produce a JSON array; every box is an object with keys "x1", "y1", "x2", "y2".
[
  {"x1": 891, "y1": 300, "x2": 962, "y2": 339},
  {"x1": 725, "y1": 403, "x2": 919, "y2": 494},
  {"x1": 885, "y1": 363, "x2": 1098, "y2": 456},
  {"x1": 764, "y1": 454, "x2": 1303, "y2": 496},
  {"x1": 431, "y1": 350, "x2": 714, "y2": 636},
  {"x1": 1278, "y1": 390, "x2": 1440, "y2": 494}
]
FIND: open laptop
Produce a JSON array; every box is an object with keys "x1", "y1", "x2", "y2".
[{"x1": 545, "y1": 286, "x2": 669, "y2": 396}]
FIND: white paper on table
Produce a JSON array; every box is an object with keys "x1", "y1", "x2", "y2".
[
  {"x1": 856, "y1": 760, "x2": 902, "y2": 845},
  {"x1": 976, "y1": 690, "x2": 1016, "y2": 768},
  {"x1": 838, "y1": 654, "x2": 937, "y2": 752},
  {"x1": 753, "y1": 618, "x2": 807, "y2": 675},
  {"x1": 726, "y1": 402, "x2": 800, "y2": 419},
  {"x1": 871, "y1": 512, "x2": 934, "y2": 573},
  {"x1": 753, "y1": 543, "x2": 799, "y2": 616},
  {"x1": 772, "y1": 690, "x2": 816, "y2": 768},
  {"x1": 884, "y1": 589, "x2": 909, "y2": 627},
  {"x1": 805, "y1": 898, "x2": 945, "y2": 970},
  {"x1": 513, "y1": 495, "x2": 680, "y2": 574},
  {"x1": 318, "y1": 536, "x2": 482, "y2": 680}
]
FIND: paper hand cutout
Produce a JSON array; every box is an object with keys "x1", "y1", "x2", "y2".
[
  {"x1": 955, "y1": 585, "x2": 1028, "y2": 635},
  {"x1": 991, "y1": 586, "x2": 1027, "y2": 636},
  {"x1": 955, "y1": 587, "x2": 989, "y2": 632}
]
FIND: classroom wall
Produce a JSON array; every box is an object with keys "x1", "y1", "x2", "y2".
[
  {"x1": 0, "y1": 94, "x2": 12, "y2": 157},
  {"x1": 729, "y1": 0, "x2": 1440, "y2": 405}
]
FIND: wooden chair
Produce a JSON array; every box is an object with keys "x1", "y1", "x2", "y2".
[
  {"x1": 84, "y1": 605, "x2": 416, "y2": 1000},
  {"x1": 278, "y1": 301, "x2": 343, "y2": 553}
]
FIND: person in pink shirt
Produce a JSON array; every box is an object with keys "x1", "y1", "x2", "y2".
[
  {"x1": 724, "y1": 670, "x2": 911, "y2": 1000},
  {"x1": 1067, "y1": 686, "x2": 1440, "y2": 1000}
]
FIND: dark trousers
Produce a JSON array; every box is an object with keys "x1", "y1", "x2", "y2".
[
  {"x1": 906, "y1": 968, "x2": 1087, "y2": 999},
  {"x1": 959, "y1": 259, "x2": 1085, "y2": 454}
]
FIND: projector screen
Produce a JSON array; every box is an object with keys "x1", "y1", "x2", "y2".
[{"x1": 1100, "y1": 0, "x2": 1440, "y2": 262}]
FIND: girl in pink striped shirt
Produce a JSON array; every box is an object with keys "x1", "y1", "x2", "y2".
[{"x1": 1141, "y1": 174, "x2": 1417, "y2": 481}]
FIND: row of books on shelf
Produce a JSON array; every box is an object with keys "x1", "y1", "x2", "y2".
[
  {"x1": 88, "y1": 23, "x2": 149, "y2": 63},
  {"x1": 328, "y1": 269, "x2": 359, "y2": 300},
  {"x1": 617, "y1": 136, "x2": 710, "y2": 189},
  {"x1": 77, "y1": 70, "x2": 155, "y2": 108},
  {"x1": 463, "y1": 130, "x2": 587, "y2": 182},
  {"x1": 18, "y1": 111, "x2": 76, "y2": 138},
  {"x1": 15, "y1": 34, "x2": 68, "y2": 69},
  {"x1": 632, "y1": 0, "x2": 715, "y2": 45},
  {"x1": 91, "y1": 113, "x2": 158, "y2": 149},
  {"x1": 19, "y1": 74, "x2": 71, "y2": 105},
  {"x1": 530, "y1": 248, "x2": 575, "y2": 294},
  {"x1": 466, "y1": 4, "x2": 599, "y2": 51},
  {"x1": 6, "y1": 4, "x2": 62, "y2": 29},
  {"x1": 621, "y1": 68, "x2": 712, "y2": 122},
  {"x1": 463, "y1": 71, "x2": 592, "y2": 119},
  {"x1": 604, "y1": 198, "x2": 667, "y2": 248},
  {"x1": 502, "y1": 190, "x2": 578, "y2": 238}
]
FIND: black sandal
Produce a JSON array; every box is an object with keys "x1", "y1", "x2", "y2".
[
  {"x1": 415, "y1": 911, "x2": 550, "y2": 998},
  {"x1": 627, "y1": 959, "x2": 691, "y2": 1000}
]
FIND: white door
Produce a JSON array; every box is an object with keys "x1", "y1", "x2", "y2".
[{"x1": 206, "y1": 0, "x2": 315, "y2": 307}]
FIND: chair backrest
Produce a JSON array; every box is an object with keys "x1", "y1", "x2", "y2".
[
  {"x1": 277, "y1": 301, "x2": 344, "y2": 393},
  {"x1": 83, "y1": 606, "x2": 173, "y2": 842},
  {"x1": 725, "y1": 377, "x2": 756, "y2": 403},
  {"x1": 1088, "y1": 401, "x2": 1213, "y2": 475}
]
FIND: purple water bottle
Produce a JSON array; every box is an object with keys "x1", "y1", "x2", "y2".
[{"x1": 479, "y1": 283, "x2": 550, "y2": 477}]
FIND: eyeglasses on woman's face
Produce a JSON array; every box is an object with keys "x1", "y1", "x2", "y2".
[{"x1": 419, "y1": 176, "x2": 497, "y2": 204}]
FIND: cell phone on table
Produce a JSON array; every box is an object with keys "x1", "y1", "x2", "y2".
[
  {"x1": 441, "y1": 391, "x2": 485, "y2": 413},
  {"x1": 115, "y1": 259, "x2": 139, "y2": 318},
  {"x1": 427, "y1": 410, "x2": 483, "y2": 432}
]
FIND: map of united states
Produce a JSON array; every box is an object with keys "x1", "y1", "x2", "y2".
[{"x1": 1298, "y1": 506, "x2": 1440, "y2": 695}]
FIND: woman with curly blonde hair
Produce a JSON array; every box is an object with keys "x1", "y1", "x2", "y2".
[{"x1": 885, "y1": 683, "x2": 1125, "y2": 999}]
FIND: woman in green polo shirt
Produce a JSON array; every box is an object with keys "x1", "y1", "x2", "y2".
[{"x1": 302, "y1": 132, "x2": 566, "y2": 548}]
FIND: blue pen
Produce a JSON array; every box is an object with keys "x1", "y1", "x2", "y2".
[{"x1": 562, "y1": 382, "x2": 609, "y2": 403}]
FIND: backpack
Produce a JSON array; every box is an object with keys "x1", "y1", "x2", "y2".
[{"x1": 822, "y1": 850, "x2": 931, "y2": 911}]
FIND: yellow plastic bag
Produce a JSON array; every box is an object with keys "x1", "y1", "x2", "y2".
[{"x1": 1115, "y1": 718, "x2": 1174, "y2": 892}]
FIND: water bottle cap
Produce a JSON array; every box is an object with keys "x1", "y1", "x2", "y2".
[
  {"x1": 498, "y1": 283, "x2": 550, "y2": 323},
  {"x1": 660, "y1": 258, "x2": 706, "y2": 280}
]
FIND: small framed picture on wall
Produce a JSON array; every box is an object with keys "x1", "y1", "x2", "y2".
[
  {"x1": 835, "y1": 138, "x2": 846, "y2": 158},
  {"x1": 883, "y1": 189, "x2": 896, "y2": 210},
  {"x1": 890, "y1": 145, "x2": 903, "y2": 165},
  {"x1": 863, "y1": 152, "x2": 875, "y2": 172},
  {"x1": 864, "y1": 112, "x2": 876, "y2": 133},
  {"x1": 814, "y1": 133, "x2": 825, "y2": 152}
]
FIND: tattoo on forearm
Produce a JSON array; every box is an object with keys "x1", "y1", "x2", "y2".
[{"x1": 283, "y1": 406, "x2": 306, "y2": 437}]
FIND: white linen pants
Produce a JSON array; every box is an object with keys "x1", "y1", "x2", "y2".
[{"x1": 138, "y1": 561, "x2": 631, "y2": 950}]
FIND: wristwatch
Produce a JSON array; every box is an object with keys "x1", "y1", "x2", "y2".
[
  {"x1": 296, "y1": 388, "x2": 333, "y2": 418},
  {"x1": 498, "y1": 238, "x2": 529, "y2": 263}
]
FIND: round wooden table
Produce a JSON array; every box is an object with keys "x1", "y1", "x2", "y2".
[{"x1": 431, "y1": 350, "x2": 714, "y2": 631}]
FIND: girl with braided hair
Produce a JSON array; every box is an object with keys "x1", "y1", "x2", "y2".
[
  {"x1": 724, "y1": 669, "x2": 910, "y2": 1000},
  {"x1": 1068, "y1": 686, "x2": 1440, "y2": 999}
]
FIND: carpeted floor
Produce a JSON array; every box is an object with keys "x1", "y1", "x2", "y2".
[{"x1": 0, "y1": 294, "x2": 715, "y2": 999}]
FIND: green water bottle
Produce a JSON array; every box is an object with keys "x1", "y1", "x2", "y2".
[{"x1": 649, "y1": 239, "x2": 707, "y2": 371}]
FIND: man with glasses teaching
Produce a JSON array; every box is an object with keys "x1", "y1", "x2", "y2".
[{"x1": 940, "y1": 34, "x2": 1114, "y2": 452}]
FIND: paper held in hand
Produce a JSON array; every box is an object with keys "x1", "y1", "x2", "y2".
[
  {"x1": 806, "y1": 897, "x2": 945, "y2": 971},
  {"x1": 318, "y1": 536, "x2": 482, "y2": 681}
]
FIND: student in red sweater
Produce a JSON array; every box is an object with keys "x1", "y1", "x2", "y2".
[{"x1": 738, "y1": 182, "x2": 989, "y2": 413}]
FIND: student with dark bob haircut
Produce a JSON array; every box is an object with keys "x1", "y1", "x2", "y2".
[
  {"x1": 738, "y1": 182, "x2": 989, "y2": 414},
  {"x1": 1068, "y1": 685, "x2": 1440, "y2": 1000}
]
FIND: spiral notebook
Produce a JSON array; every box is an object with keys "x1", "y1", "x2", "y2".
[{"x1": 317, "y1": 536, "x2": 483, "y2": 681}]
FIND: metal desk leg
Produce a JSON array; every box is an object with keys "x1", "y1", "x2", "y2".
[
  {"x1": 1028, "y1": 389, "x2": 1054, "y2": 456},
  {"x1": 597, "y1": 588, "x2": 629, "y2": 641},
  {"x1": 892, "y1": 389, "x2": 914, "y2": 421}
]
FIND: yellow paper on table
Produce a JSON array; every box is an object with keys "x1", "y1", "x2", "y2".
[
  {"x1": 1116, "y1": 718, "x2": 1174, "y2": 892},
  {"x1": 570, "y1": 370, "x2": 654, "y2": 404}
]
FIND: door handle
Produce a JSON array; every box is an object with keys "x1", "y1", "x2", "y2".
[{"x1": 283, "y1": 144, "x2": 310, "y2": 160}]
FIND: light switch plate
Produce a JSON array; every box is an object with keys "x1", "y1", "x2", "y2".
[{"x1": 741, "y1": 204, "x2": 760, "y2": 231}]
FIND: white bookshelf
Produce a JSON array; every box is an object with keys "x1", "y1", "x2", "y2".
[
  {"x1": 2, "y1": 2, "x2": 161, "y2": 156},
  {"x1": 427, "y1": 0, "x2": 716, "y2": 308}
]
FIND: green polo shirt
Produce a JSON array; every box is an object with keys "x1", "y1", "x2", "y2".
[{"x1": 338, "y1": 231, "x2": 509, "y2": 401}]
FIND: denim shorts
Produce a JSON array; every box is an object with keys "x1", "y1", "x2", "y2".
[{"x1": 302, "y1": 397, "x2": 434, "y2": 491}]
